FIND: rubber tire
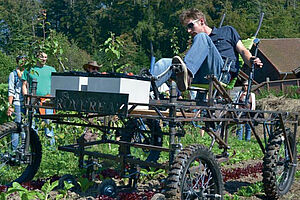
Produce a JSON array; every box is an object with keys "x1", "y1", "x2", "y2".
[
  {"x1": 165, "y1": 144, "x2": 224, "y2": 200},
  {"x1": 57, "y1": 174, "x2": 80, "y2": 191},
  {"x1": 0, "y1": 122, "x2": 42, "y2": 185},
  {"x1": 119, "y1": 119, "x2": 163, "y2": 163},
  {"x1": 98, "y1": 178, "x2": 117, "y2": 198},
  {"x1": 262, "y1": 128, "x2": 297, "y2": 199}
]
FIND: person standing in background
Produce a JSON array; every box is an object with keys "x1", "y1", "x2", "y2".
[
  {"x1": 236, "y1": 81, "x2": 256, "y2": 141},
  {"x1": 7, "y1": 55, "x2": 26, "y2": 151},
  {"x1": 22, "y1": 52, "x2": 56, "y2": 146}
]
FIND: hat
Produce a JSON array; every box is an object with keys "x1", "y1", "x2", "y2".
[
  {"x1": 83, "y1": 61, "x2": 102, "y2": 71},
  {"x1": 243, "y1": 80, "x2": 249, "y2": 85}
]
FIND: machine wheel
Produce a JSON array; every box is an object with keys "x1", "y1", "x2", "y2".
[
  {"x1": 119, "y1": 118, "x2": 163, "y2": 163},
  {"x1": 57, "y1": 174, "x2": 80, "y2": 191},
  {"x1": 98, "y1": 178, "x2": 117, "y2": 198},
  {"x1": 0, "y1": 122, "x2": 42, "y2": 185},
  {"x1": 262, "y1": 128, "x2": 297, "y2": 199},
  {"x1": 165, "y1": 144, "x2": 223, "y2": 200}
]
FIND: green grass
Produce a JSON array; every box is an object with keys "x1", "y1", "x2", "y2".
[
  {"x1": 158, "y1": 124, "x2": 263, "y2": 164},
  {"x1": 26, "y1": 122, "x2": 266, "y2": 182},
  {"x1": 256, "y1": 85, "x2": 300, "y2": 100}
]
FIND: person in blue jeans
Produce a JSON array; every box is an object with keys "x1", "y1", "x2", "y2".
[
  {"x1": 235, "y1": 81, "x2": 256, "y2": 141},
  {"x1": 151, "y1": 8, "x2": 263, "y2": 92},
  {"x1": 7, "y1": 55, "x2": 26, "y2": 151},
  {"x1": 22, "y1": 52, "x2": 56, "y2": 147}
]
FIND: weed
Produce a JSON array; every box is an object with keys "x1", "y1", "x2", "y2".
[
  {"x1": 77, "y1": 177, "x2": 94, "y2": 193},
  {"x1": 237, "y1": 182, "x2": 263, "y2": 197},
  {"x1": 224, "y1": 193, "x2": 240, "y2": 200},
  {"x1": 1, "y1": 182, "x2": 38, "y2": 200}
]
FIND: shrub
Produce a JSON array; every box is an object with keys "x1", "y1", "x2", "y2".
[
  {"x1": 0, "y1": 83, "x2": 9, "y2": 124},
  {"x1": 0, "y1": 52, "x2": 15, "y2": 84},
  {"x1": 46, "y1": 31, "x2": 91, "y2": 72},
  {"x1": 256, "y1": 86, "x2": 300, "y2": 99}
]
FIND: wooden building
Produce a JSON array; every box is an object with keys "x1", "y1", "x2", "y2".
[{"x1": 242, "y1": 38, "x2": 300, "y2": 83}]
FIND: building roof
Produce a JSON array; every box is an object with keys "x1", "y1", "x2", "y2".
[{"x1": 258, "y1": 38, "x2": 300, "y2": 73}]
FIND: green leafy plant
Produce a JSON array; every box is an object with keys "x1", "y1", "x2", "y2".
[
  {"x1": 256, "y1": 86, "x2": 300, "y2": 100},
  {"x1": 100, "y1": 32, "x2": 125, "y2": 73},
  {"x1": 295, "y1": 170, "x2": 300, "y2": 179},
  {"x1": 170, "y1": 27, "x2": 180, "y2": 56},
  {"x1": 140, "y1": 167, "x2": 166, "y2": 183},
  {"x1": 237, "y1": 182, "x2": 263, "y2": 197},
  {"x1": 0, "y1": 180, "x2": 74, "y2": 200},
  {"x1": 224, "y1": 193, "x2": 240, "y2": 200},
  {"x1": 35, "y1": 180, "x2": 59, "y2": 200},
  {"x1": 77, "y1": 177, "x2": 94, "y2": 193},
  {"x1": 56, "y1": 181, "x2": 74, "y2": 200},
  {"x1": 0, "y1": 84, "x2": 9, "y2": 124},
  {"x1": 1, "y1": 182, "x2": 39, "y2": 200}
]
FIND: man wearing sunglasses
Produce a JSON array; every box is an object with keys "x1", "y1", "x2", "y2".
[{"x1": 151, "y1": 8, "x2": 262, "y2": 92}]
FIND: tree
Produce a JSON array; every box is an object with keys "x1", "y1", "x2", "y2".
[
  {"x1": 0, "y1": 0, "x2": 41, "y2": 55},
  {"x1": 0, "y1": 51, "x2": 15, "y2": 84}
]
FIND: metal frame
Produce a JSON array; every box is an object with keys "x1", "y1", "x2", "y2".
[{"x1": 24, "y1": 76, "x2": 298, "y2": 181}]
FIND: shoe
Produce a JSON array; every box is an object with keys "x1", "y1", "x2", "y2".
[{"x1": 172, "y1": 56, "x2": 190, "y2": 92}]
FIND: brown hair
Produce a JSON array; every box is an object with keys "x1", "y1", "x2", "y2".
[{"x1": 179, "y1": 8, "x2": 207, "y2": 25}]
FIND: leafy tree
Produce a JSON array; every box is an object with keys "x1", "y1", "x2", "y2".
[
  {"x1": 0, "y1": 0, "x2": 299, "y2": 79},
  {"x1": 0, "y1": 52, "x2": 15, "y2": 84},
  {"x1": 0, "y1": 0, "x2": 41, "y2": 55},
  {"x1": 96, "y1": 32, "x2": 148, "y2": 74}
]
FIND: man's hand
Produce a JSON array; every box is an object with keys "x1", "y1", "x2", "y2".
[
  {"x1": 250, "y1": 56, "x2": 263, "y2": 68},
  {"x1": 7, "y1": 106, "x2": 14, "y2": 116}
]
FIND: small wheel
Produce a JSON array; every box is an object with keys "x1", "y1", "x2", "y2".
[
  {"x1": 119, "y1": 118, "x2": 163, "y2": 163},
  {"x1": 262, "y1": 128, "x2": 297, "y2": 199},
  {"x1": 0, "y1": 123, "x2": 42, "y2": 185},
  {"x1": 57, "y1": 174, "x2": 80, "y2": 191},
  {"x1": 98, "y1": 178, "x2": 117, "y2": 198},
  {"x1": 165, "y1": 144, "x2": 223, "y2": 200},
  {"x1": 151, "y1": 193, "x2": 166, "y2": 200}
]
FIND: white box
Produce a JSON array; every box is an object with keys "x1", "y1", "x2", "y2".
[
  {"x1": 51, "y1": 72, "x2": 151, "y2": 105},
  {"x1": 51, "y1": 75, "x2": 88, "y2": 96},
  {"x1": 88, "y1": 77, "x2": 150, "y2": 104}
]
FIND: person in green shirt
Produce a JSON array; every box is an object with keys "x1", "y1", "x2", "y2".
[
  {"x1": 22, "y1": 52, "x2": 56, "y2": 96},
  {"x1": 22, "y1": 52, "x2": 56, "y2": 147}
]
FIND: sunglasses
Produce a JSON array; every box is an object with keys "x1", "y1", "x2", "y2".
[
  {"x1": 88, "y1": 66, "x2": 98, "y2": 71},
  {"x1": 187, "y1": 19, "x2": 199, "y2": 29}
]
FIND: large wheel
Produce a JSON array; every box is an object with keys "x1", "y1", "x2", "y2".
[
  {"x1": 166, "y1": 144, "x2": 223, "y2": 200},
  {"x1": 0, "y1": 122, "x2": 42, "y2": 185},
  {"x1": 119, "y1": 118, "x2": 163, "y2": 163},
  {"x1": 262, "y1": 128, "x2": 297, "y2": 199}
]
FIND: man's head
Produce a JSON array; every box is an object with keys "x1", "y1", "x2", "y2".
[
  {"x1": 37, "y1": 52, "x2": 48, "y2": 67},
  {"x1": 179, "y1": 8, "x2": 208, "y2": 37},
  {"x1": 243, "y1": 80, "x2": 249, "y2": 89},
  {"x1": 83, "y1": 61, "x2": 101, "y2": 73},
  {"x1": 16, "y1": 55, "x2": 26, "y2": 67}
]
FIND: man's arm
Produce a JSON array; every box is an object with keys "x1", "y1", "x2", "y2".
[
  {"x1": 22, "y1": 80, "x2": 28, "y2": 96},
  {"x1": 236, "y1": 40, "x2": 263, "y2": 68},
  {"x1": 7, "y1": 72, "x2": 15, "y2": 116},
  {"x1": 251, "y1": 93, "x2": 256, "y2": 110},
  {"x1": 7, "y1": 96, "x2": 14, "y2": 116}
]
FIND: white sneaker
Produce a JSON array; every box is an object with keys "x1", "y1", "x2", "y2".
[{"x1": 172, "y1": 56, "x2": 190, "y2": 92}]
